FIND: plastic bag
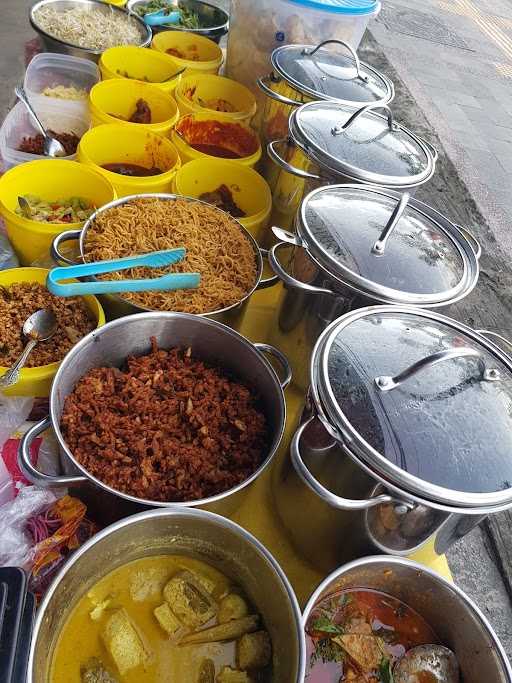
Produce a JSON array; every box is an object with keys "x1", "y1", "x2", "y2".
[
  {"x1": 0, "y1": 395, "x2": 34, "y2": 504},
  {"x1": 0, "y1": 228, "x2": 19, "y2": 270}
]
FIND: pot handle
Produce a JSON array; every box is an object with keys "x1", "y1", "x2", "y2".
[
  {"x1": 421, "y1": 137, "x2": 439, "y2": 163},
  {"x1": 291, "y1": 417, "x2": 399, "y2": 510},
  {"x1": 18, "y1": 417, "x2": 88, "y2": 487},
  {"x1": 477, "y1": 329, "x2": 512, "y2": 354},
  {"x1": 455, "y1": 223, "x2": 482, "y2": 261},
  {"x1": 257, "y1": 75, "x2": 305, "y2": 107},
  {"x1": 302, "y1": 39, "x2": 369, "y2": 83},
  {"x1": 51, "y1": 229, "x2": 82, "y2": 266},
  {"x1": 332, "y1": 103, "x2": 398, "y2": 135},
  {"x1": 256, "y1": 248, "x2": 279, "y2": 289},
  {"x1": 267, "y1": 139, "x2": 322, "y2": 180},
  {"x1": 268, "y1": 241, "x2": 336, "y2": 296},
  {"x1": 254, "y1": 343, "x2": 292, "y2": 390}
]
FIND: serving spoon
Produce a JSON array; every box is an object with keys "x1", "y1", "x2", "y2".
[
  {"x1": 0, "y1": 309, "x2": 57, "y2": 389},
  {"x1": 14, "y1": 86, "x2": 67, "y2": 158},
  {"x1": 17, "y1": 196, "x2": 32, "y2": 219},
  {"x1": 393, "y1": 644, "x2": 460, "y2": 683}
]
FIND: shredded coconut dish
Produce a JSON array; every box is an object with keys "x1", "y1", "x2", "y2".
[{"x1": 33, "y1": 5, "x2": 145, "y2": 52}]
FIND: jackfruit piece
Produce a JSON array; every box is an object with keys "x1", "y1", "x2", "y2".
[
  {"x1": 89, "y1": 597, "x2": 113, "y2": 622},
  {"x1": 101, "y1": 609, "x2": 151, "y2": 676},
  {"x1": 153, "y1": 603, "x2": 188, "y2": 641},
  {"x1": 216, "y1": 667, "x2": 252, "y2": 683},
  {"x1": 218, "y1": 594, "x2": 249, "y2": 624},
  {"x1": 237, "y1": 631, "x2": 271, "y2": 670},
  {"x1": 333, "y1": 634, "x2": 384, "y2": 672},
  {"x1": 180, "y1": 614, "x2": 259, "y2": 645},
  {"x1": 163, "y1": 572, "x2": 217, "y2": 629}
]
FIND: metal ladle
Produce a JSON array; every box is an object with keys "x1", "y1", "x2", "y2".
[
  {"x1": 393, "y1": 644, "x2": 460, "y2": 683},
  {"x1": 14, "y1": 86, "x2": 67, "y2": 158},
  {"x1": 0, "y1": 309, "x2": 57, "y2": 389}
]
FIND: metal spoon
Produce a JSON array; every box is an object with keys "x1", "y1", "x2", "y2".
[
  {"x1": 393, "y1": 645, "x2": 460, "y2": 683},
  {"x1": 14, "y1": 86, "x2": 67, "y2": 158},
  {"x1": 0, "y1": 309, "x2": 57, "y2": 389},
  {"x1": 18, "y1": 196, "x2": 32, "y2": 219}
]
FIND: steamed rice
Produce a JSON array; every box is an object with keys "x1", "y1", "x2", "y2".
[{"x1": 34, "y1": 5, "x2": 144, "y2": 51}]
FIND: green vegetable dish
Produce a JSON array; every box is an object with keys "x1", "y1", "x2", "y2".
[
  {"x1": 134, "y1": 1, "x2": 200, "y2": 29},
  {"x1": 16, "y1": 195, "x2": 94, "y2": 224}
]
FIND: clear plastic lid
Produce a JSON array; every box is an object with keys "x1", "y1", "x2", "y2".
[
  {"x1": 299, "y1": 185, "x2": 477, "y2": 305},
  {"x1": 315, "y1": 306, "x2": 512, "y2": 508},
  {"x1": 291, "y1": 100, "x2": 435, "y2": 186},
  {"x1": 271, "y1": 42, "x2": 393, "y2": 106}
]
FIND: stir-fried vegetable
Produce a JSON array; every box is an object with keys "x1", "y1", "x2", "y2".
[
  {"x1": 134, "y1": 0, "x2": 200, "y2": 29},
  {"x1": 16, "y1": 195, "x2": 94, "y2": 223}
]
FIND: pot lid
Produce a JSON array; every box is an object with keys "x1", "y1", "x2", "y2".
[
  {"x1": 290, "y1": 100, "x2": 436, "y2": 187},
  {"x1": 314, "y1": 306, "x2": 512, "y2": 509},
  {"x1": 270, "y1": 41, "x2": 393, "y2": 107},
  {"x1": 298, "y1": 185, "x2": 478, "y2": 306}
]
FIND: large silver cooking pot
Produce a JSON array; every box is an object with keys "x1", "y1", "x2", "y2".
[
  {"x1": 19, "y1": 312, "x2": 290, "y2": 522},
  {"x1": 275, "y1": 305, "x2": 512, "y2": 573},
  {"x1": 303, "y1": 556, "x2": 512, "y2": 683},
  {"x1": 27, "y1": 508, "x2": 306, "y2": 682},
  {"x1": 51, "y1": 193, "x2": 277, "y2": 328}
]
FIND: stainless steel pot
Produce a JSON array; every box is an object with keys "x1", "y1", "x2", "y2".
[
  {"x1": 303, "y1": 556, "x2": 512, "y2": 683},
  {"x1": 267, "y1": 99, "x2": 437, "y2": 229},
  {"x1": 27, "y1": 508, "x2": 306, "y2": 682},
  {"x1": 51, "y1": 193, "x2": 277, "y2": 327},
  {"x1": 127, "y1": 0, "x2": 229, "y2": 42},
  {"x1": 30, "y1": 0, "x2": 152, "y2": 63},
  {"x1": 268, "y1": 184, "x2": 481, "y2": 390},
  {"x1": 275, "y1": 305, "x2": 512, "y2": 573},
  {"x1": 19, "y1": 312, "x2": 290, "y2": 522}
]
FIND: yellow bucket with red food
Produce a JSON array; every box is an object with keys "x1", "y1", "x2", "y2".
[
  {"x1": 173, "y1": 158, "x2": 271, "y2": 244},
  {"x1": 151, "y1": 31, "x2": 223, "y2": 76},
  {"x1": 0, "y1": 268, "x2": 105, "y2": 397},
  {"x1": 77, "y1": 124, "x2": 181, "y2": 197},
  {"x1": 0, "y1": 159, "x2": 116, "y2": 266},
  {"x1": 99, "y1": 46, "x2": 183, "y2": 94},
  {"x1": 171, "y1": 113, "x2": 262, "y2": 168},
  {"x1": 175, "y1": 74, "x2": 257, "y2": 123},
  {"x1": 89, "y1": 79, "x2": 179, "y2": 136}
]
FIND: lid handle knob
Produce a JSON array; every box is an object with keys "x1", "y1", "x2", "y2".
[
  {"x1": 375, "y1": 347, "x2": 501, "y2": 392},
  {"x1": 372, "y1": 192, "x2": 410, "y2": 256},
  {"x1": 332, "y1": 103, "x2": 398, "y2": 136},
  {"x1": 302, "y1": 39, "x2": 369, "y2": 83}
]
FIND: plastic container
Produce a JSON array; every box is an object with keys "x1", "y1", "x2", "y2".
[
  {"x1": 77, "y1": 123, "x2": 181, "y2": 197},
  {"x1": 24, "y1": 52, "x2": 100, "y2": 117},
  {"x1": 0, "y1": 268, "x2": 105, "y2": 398},
  {"x1": 0, "y1": 101, "x2": 90, "y2": 171},
  {"x1": 89, "y1": 79, "x2": 179, "y2": 136},
  {"x1": 0, "y1": 159, "x2": 116, "y2": 265},
  {"x1": 175, "y1": 74, "x2": 258, "y2": 123},
  {"x1": 151, "y1": 30, "x2": 223, "y2": 76},
  {"x1": 99, "y1": 46, "x2": 183, "y2": 94},
  {"x1": 226, "y1": 0, "x2": 381, "y2": 107},
  {"x1": 173, "y1": 159, "x2": 272, "y2": 243},
  {"x1": 171, "y1": 113, "x2": 262, "y2": 168}
]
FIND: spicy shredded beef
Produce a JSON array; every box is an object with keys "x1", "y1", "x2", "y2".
[{"x1": 60, "y1": 339, "x2": 268, "y2": 502}]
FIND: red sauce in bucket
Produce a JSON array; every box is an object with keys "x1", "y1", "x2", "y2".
[{"x1": 176, "y1": 117, "x2": 259, "y2": 160}]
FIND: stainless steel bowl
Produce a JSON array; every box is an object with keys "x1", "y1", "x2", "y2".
[
  {"x1": 30, "y1": 0, "x2": 152, "y2": 63},
  {"x1": 127, "y1": 0, "x2": 229, "y2": 42},
  {"x1": 303, "y1": 556, "x2": 512, "y2": 683},
  {"x1": 27, "y1": 508, "x2": 306, "y2": 682}
]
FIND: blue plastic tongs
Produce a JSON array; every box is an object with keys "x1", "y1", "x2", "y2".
[{"x1": 47, "y1": 248, "x2": 200, "y2": 297}]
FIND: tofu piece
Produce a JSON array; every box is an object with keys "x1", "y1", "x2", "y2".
[
  {"x1": 153, "y1": 603, "x2": 188, "y2": 641},
  {"x1": 333, "y1": 634, "x2": 384, "y2": 672},
  {"x1": 218, "y1": 594, "x2": 249, "y2": 623},
  {"x1": 163, "y1": 572, "x2": 217, "y2": 629},
  {"x1": 237, "y1": 631, "x2": 272, "y2": 670},
  {"x1": 101, "y1": 609, "x2": 151, "y2": 676},
  {"x1": 216, "y1": 667, "x2": 252, "y2": 683}
]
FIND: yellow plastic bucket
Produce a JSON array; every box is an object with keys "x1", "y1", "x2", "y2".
[
  {"x1": 173, "y1": 159, "x2": 271, "y2": 244},
  {"x1": 77, "y1": 123, "x2": 181, "y2": 197},
  {"x1": 99, "y1": 46, "x2": 183, "y2": 94},
  {"x1": 0, "y1": 268, "x2": 105, "y2": 397},
  {"x1": 100, "y1": 0, "x2": 126, "y2": 5},
  {"x1": 175, "y1": 74, "x2": 257, "y2": 123},
  {"x1": 89, "y1": 79, "x2": 179, "y2": 136},
  {"x1": 0, "y1": 160, "x2": 116, "y2": 266},
  {"x1": 172, "y1": 114, "x2": 261, "y2": 168},
  {"x1": 151, "y1": 31, "x2": 223, "y2": 76}
]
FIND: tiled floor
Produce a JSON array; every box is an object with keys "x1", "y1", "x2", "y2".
[{"x1": 371, "y1": 0, "x2": 512, "y2": 254}]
